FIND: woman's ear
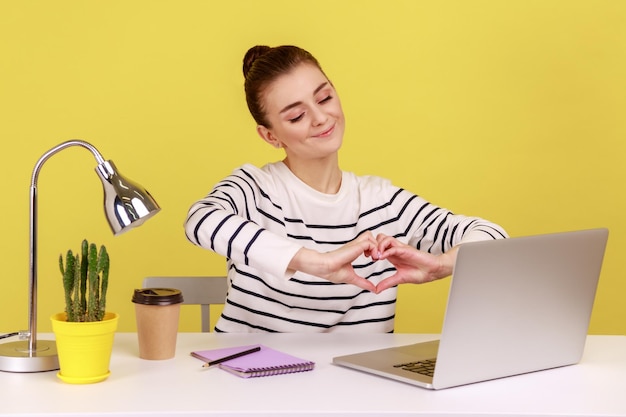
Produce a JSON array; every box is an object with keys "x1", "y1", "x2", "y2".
[{"x1": 257, "y1": 125, "x2": 281, "y2": 148}]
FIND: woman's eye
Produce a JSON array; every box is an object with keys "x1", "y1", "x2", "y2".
[
  {"x1": 288, "y1": 113, "x2": 304, "y2": 123},
  {"x1": 319, "y1": 95, "x2": 332, "y2": 104}
]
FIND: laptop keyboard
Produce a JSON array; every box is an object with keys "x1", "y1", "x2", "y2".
[{"x1": 393, "y1": 358, "x2": 437, "y2": 377}]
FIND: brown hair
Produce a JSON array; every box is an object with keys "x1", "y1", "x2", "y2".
[{"x1": 243, "y1": 45, "x2": 326, "y2": 127}]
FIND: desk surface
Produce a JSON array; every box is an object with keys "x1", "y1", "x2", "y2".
[{"x1": 1, "y1": 333, "x2": 625, "y2": 417}]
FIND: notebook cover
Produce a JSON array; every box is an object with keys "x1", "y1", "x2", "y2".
[{"x1": 191, "y1": 344, "x2": 315, "y2": 378}]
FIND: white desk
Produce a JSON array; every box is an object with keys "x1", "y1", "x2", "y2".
[{"x1": 1, "y1": 333, "x2": 625, "y2": 417}]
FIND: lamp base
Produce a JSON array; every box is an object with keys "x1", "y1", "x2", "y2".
[{"x1": 0, "y1": 339, "x2": 59, "y2": 372}]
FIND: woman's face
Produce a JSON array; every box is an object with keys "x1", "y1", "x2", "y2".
[{"x1": 257, "y1": 63, "x2": 345, "y2": 163}]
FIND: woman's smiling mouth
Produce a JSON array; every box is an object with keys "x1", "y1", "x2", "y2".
[{"x1": 313, "y1": 124, "x2": 335, "y2": 138}]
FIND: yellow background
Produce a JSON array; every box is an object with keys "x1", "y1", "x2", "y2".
[{"x1": 1, "y1": 1, "x2": 624, "y2": 334}]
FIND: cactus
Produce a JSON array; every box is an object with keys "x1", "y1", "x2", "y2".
[
  {"x1": 59, "y1": 251, "x2": 76, "y2": 322},
  {"x1": 59, "y1": 239, "x2": 110, "y2": 322},
  {"x1": 80, "y1": 240, "x2": 88, "y2": 315},
  {"x1": 97, "y1": 245, "x2": 109, "y2": 321}
]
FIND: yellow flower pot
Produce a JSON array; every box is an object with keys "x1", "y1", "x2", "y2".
[{"x1": 50, "y1": 312, "x2": 119, "y2": 384}]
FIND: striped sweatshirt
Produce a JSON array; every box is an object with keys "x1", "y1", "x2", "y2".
[{"x1": 184, "y1": 162, "x2": 507, "y2": 333}]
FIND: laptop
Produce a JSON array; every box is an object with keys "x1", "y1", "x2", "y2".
[{"x1": 333, "y1": 228, "x2": 609, "y2": 390}]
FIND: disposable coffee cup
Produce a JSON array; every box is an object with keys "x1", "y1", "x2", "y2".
[{"x1": 132, "y1": 288, "x2": 184, "y2": 360}]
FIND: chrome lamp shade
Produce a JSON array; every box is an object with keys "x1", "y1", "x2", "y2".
[
  {"x1": 97, "y1": 160, "x2": 160, "y2": 235},
  {"x1": 0, "y1": 140, "x2": 160, "y2": 373}
]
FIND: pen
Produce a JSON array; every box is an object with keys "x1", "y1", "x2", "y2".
[{"x1": 202, "y1": 346, "x2": 261, "y2": 368}]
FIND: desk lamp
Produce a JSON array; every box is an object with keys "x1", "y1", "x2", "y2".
[{"x1": 0, "y1": 140, "x2": 160, "y2": 373}]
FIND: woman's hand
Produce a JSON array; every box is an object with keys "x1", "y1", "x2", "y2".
[
  {"x1": 287, "y1": 232, "x2": 457, "y2": 294},
  {"x1": 288, "y1": 231, "x2": 378, "y2": 293},
  {"x1": 373, "y1": 234, "x2": 458, "y2": 293}
]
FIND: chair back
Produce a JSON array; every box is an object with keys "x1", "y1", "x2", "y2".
[{"x1": 142, "y1": 276, "x2": 228, "y2": 332}]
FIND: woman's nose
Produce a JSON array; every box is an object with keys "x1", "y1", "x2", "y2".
[{"x1": 311, "y1": 106, "x2": 328, "y2": 126}]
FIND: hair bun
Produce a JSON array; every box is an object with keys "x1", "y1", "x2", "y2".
[{"x1": 243, "y1": 45, "x2": 271, "y2": 78}]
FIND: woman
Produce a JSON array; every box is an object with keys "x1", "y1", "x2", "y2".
[{"x1": 184, "y1": 45, "x2": 507, "y2": 333}]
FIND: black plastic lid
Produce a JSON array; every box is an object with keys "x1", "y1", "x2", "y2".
[{"x1": 132, "y1": 288, "x2": 184, "y2": 306}]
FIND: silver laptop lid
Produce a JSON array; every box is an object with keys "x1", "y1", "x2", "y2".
[
  {"x1": 432, "y1": 228, "x2": 608, "y2": 388},
  {"x1": 333, "y1": 228, "x2": 609, "y2": 390}
]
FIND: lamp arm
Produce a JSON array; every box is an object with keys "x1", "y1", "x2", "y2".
[
  {"x1": 31, "y1": 140, "x2": 105, "y2": 186},
  {"x1": 28, "y1": 140, "x2": 107, "y2": 352}
]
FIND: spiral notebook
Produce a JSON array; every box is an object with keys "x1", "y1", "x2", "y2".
[{"x1": 191, "y1": 344, "x2": 315, "y2": 378}]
